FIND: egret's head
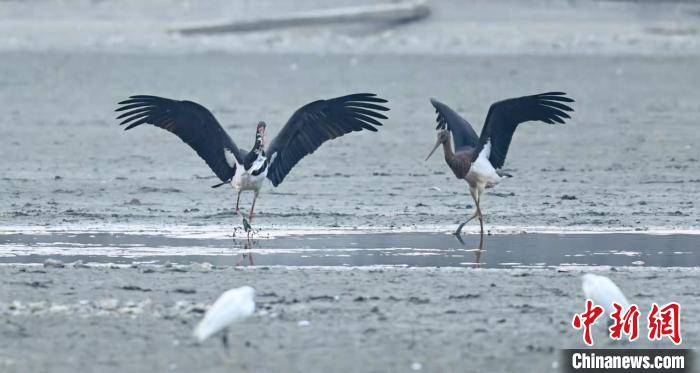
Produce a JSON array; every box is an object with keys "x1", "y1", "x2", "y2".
[
  {"x1": 239, "y1": 285, "x2": 256, "y2": 299},
  {"x1": 425, "y1": 129, "x2": 450, "y2": 161}
]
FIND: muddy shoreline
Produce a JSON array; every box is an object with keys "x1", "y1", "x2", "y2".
[{"x1": 1, "y1": 265, "x2": 698, "y2": 373}]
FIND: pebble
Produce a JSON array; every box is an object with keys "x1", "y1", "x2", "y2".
[
  {"x1": 71, "y1": 260, "x2": 89, "y2": 268},
  {"x1": 28, "y1": 301, "x2": 46, "y2": 312},
  {"x1": 49, "y1": 304, "x2": 70, "y2": 313},
  {"x1": 43, "y1": 259, "x2": 65, "y2": 268},
  {"x1": 297, "y1": 320, "x2": 311, "y2": 327},
  {"x1": 98, "y1": 298, "x2": 119, "y2": 311}
]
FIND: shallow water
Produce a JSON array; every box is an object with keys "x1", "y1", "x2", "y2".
[{"x1": 1, "y1": 232, "x2": 697, "y2": 268}]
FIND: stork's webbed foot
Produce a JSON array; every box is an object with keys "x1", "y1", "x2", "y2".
[
  {"x1": 454, "y1": 231, "x2": 466, "y2": 245},
  {"x1": 242, "y1": 217, "x2": 252, "y2": 232},
  {"x1": 454, "y1": 210, "x2": 478, "y2": 237},
  {"x1": 454, "y1": 221, "x2": 468, "y2": 237}
]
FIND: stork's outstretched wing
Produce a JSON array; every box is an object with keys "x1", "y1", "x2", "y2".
[
  {"x1": 115, "y1": 95, "x2": 246, "y2": 183},
  {"x1": 475, "y1": 92, "x2": 574, "y2": 168},
  {"x1": 430, "y1": 98, "x2": 479, "y2": 153},
  {"x1": 266, "y1": 93, "x2": 389, "y2": 187}
]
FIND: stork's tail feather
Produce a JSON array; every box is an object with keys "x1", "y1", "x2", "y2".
[
  {"x1": 497, "y1": 170, "x2": 513, "y2": 178},
  {"x1": 211, "y1": 180, "x2": 231, "y2": 188}
]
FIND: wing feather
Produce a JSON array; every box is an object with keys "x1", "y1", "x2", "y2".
[
  {"x1": 115, "y1": 95, "x2": 246, "y2": 182},
  {"x1": 475, "y1": 92, "x2": 575, "y2": 168},
  {"x1": 266, "y1": 93, "x2": 389, "y2": 187},
  {"x1": 429, "y1": 98, "x2": 480, "y2": 153}
]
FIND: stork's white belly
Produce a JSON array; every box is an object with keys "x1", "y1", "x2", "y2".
[
  {"x1": 234, "y1": 170, "x2": 267, "y2": 191},
  {"x1": 231, "y1": 155, "x2": 269, "y2": 192},
  {"x1": 467, "y1": 141, "x2": 501, "y2": 190}
]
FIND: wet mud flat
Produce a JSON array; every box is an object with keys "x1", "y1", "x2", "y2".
[
  {"x1": 0, "y1": 265, "x2": 698, "y2": 373},
  {"x1": 0, "y1": 231, "x2": 699, "y2": 269},
  {"x1": 1, "y1": 53, "x2": 699, "y2": 231}
]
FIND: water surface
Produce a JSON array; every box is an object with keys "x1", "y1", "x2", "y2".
[{"x1": 1, "y1": 232, "x2": 697, "y2": 268}]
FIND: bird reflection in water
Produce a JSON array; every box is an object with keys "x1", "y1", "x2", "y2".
[
  {"x1": 455, "y1": 233, "x2": 485, "y2": 268},
  {"x1": 234, "y1": 236, "x2": 256, "y2": 266}
]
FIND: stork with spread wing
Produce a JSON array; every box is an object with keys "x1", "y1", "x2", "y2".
[{"x1": 116, "y1": 93, "x2": 389, "y2": 231}]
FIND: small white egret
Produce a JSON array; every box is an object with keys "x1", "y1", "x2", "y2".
[
  {"x1": 581, "y1": 273, "x2": 630, "y2": 319},
  {"x1": 193, "y1": 286, "x2": 256, "y2": 351}
]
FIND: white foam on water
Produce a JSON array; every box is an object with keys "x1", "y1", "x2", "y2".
[{"x1": 3, "y1": 224, "x2": 700, "y2": 238}]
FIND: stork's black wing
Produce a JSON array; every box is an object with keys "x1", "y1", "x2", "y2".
[
  {"x1": 266, "y1": 93, "x2": 389, "y2": 187},
  {"x1": 115, "y1": 95, "x2": 246, "y2": 182},
  {"x1": 475, "y1": 92, "x2": 574, "y2": 168},
  {"x1": 430, "y1": 98, "x2": 479, "y2": 153}
]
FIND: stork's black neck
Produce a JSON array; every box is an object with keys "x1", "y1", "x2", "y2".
[
  {"x1": 441, "y1": 137, "x2": 454, "y2": 162},
  {"x1": 243, "y1": 131, "x2": 266, "y2": 170},
  {"x1": 251, "y1": 131, "x2": 265, "y2": 155}
]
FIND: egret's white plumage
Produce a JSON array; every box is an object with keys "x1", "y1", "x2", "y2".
[
  {"x1": 581, "y1": 274, "x2": 629, "y2": 317},
  {"x1": 193, "y1": 286, "x2": 256, "y2": 342}
]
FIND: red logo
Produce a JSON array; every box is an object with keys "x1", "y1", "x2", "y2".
[
  {"x1": 648, "y1": 302, "x2": 682, "y2": 345},
  {"x1": 572, "y1": 300, "x2": 604, "y2": 346},
  {"x1": 573, "y1": 300, "x2": 682, "y2": 346},
  {"x1": 609, "y1": 303, "x2": 640, "y2": 341}
]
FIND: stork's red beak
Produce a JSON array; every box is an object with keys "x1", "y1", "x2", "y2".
[{"x1": 256, "y1": 122, "x2": 266, "y2": 146}]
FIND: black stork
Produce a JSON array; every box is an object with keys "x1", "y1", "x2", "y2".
[
  {"x1": 116, "y1": 93, "x2": 389, "y2": 231},
  {"x1": 425, "y1": 92, "x2": 575, "y2": 237}
]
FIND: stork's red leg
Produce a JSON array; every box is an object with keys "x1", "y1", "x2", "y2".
[
  {"x1": 455, "y1": 186, "x2": 479, "y2": 236},
  {"x1": 475, "y1": 190, "x2": 484, "y2": 237},
  {"x1": 248, "y1": 192, "x2": 258, "y2": 223}
]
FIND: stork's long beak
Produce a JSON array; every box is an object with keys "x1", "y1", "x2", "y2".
[{"x1": 425, "y1": 140, "x2": 440, "y2": 161}]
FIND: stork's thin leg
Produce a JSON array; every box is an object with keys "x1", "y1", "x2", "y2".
[
  {"x1": 233, "y1": 190, "x2": 244, "y2": 238},
  {"x1": 475, "y1": 189, "x2": 484, "y2": 237},
  {"x1": 249, "y1": 192, "x2": 258, "y2": 223},
  {"x1": 242, "y1": 192, "x2": 258, "y2": 235},
  {"x1": 454, "y1": 187, "x2": 479, "y2": 236}
]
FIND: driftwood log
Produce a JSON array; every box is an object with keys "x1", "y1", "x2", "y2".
[{"x1": 175, "y1": 1, "x2": 430, "y2": 35}]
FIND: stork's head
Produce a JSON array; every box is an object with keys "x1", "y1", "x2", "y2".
[
  {"x1": 253, "y1": 121, "x2": 266, "y2": 152},
  {"x1": 425, "y1": 129, "x2": 450, "y2": 161},
  {"x1": 256, "y1": 121, "x2": 266, "y2": 139}
]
